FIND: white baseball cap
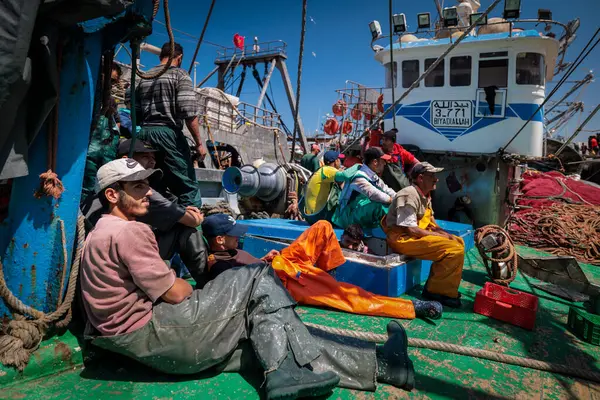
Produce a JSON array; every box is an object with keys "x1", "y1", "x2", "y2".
[{"x1": 95, "y1": 158, "x2": 162, "y2": 193}]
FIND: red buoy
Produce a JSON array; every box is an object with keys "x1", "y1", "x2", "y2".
[
  {"x1": 350, "y1": 105, "x2": 363, "y2": 120},
  {"x1": 324, "y1": 118, "x2": 340, "y2": 135},
  {"x1": 332, "y1": 100, "x2": 348, "y2": 116}
]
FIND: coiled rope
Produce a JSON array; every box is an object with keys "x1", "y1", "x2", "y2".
[
  {"x1": 508, "y1": 203, "x2": 600, "y2": 265},
  {"x1": 0, "y1": 214, "x2": 85, "y2": 371},
  {"x1": 474, "y1": 225, "x2": 518, "y2": 285},
  {"x1": 304, "y1": 322, "x2": 600, "y2": 384},
  {"x1": 135, "y1": 0, "x2": 175, "y2": 80}
]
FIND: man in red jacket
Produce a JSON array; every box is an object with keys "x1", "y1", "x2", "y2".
[{"x1": 381, "y1": 129, "x2": 419, "y2": 191}]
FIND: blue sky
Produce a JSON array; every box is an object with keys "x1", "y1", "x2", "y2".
[{"x1": 119, "y1": 0, "x2": 600, "y2": 141}]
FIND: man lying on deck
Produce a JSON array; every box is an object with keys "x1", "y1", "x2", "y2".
[
  {"x1": 383, "y1": 162, "x2": 465, "y2": 308},
  {"x1": 81, "y1": 140, "x2": 207, "y2": 282},
  {"x1": 81, "y1": 159, "x2": 418, "y2": 399},
  {"x1": 203, "y1": 214, "x2": 443, "y2": 320},
  {"x1": 332, "y1": 147, "x2": 396, "y2": 229}
]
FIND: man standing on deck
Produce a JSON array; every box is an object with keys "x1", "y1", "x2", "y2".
[
  {"x1": 332, "y1": 147, "x2": 396, "y2": 229},
  {"x1": 300, "y1": 144, "x2": 322, "y2": 172},
  {"x1": 381, "y1": 129, "x2": 419, "y2": 191},
  {"x1": 203, "y1": 214, "x2": 442, "y2": 320},
  {"x1": 135, "y1": 42, "x2": 207, "y2": 207},
  {"x1": 383, "y1": 162, "x2": 465, "y2": 308},
  {"x1": 81, "y1": 159, "x2": 419, "y2": 398}
]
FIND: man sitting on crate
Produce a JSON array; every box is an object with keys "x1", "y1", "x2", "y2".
[
  {"x1": 203, "y1": 214, "x2": 443, "y2": 320},
  {"x1": 383, "y1": 162, "x2": 465, "y2": 308}
]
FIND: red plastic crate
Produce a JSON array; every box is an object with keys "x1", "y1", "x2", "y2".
[{"x1": 474, "y1": 282, "x2": 539, "y2": 330}]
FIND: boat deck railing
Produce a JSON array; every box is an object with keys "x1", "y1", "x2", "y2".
[
  {"x1": 215, "y1": 40, "x2": 288, "y2": 64},
  {"x1": 197, "y1": 93, "x2": 282, "y2": 132}
]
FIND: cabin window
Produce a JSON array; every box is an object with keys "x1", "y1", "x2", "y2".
[
  {"x1": 402, "y1": 60, "x2": 420, "y2": 88},
  {"x1": 516, "y1": 53, "x2": 545, "y2": 86},
  {"x1": 425, "y1": 58, "x2": 445, "y2": 87},
  {"x1": 450, "y1": 56, "x2": 471, "y2": 87},
  {"x1": 478, "y1": 58, "x2": 508, "y2": 88},
  {"x1": 384, "y1": 62, "x2": 397, "y2": 88}
]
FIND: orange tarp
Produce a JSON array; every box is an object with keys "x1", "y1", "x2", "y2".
[{"x1": 271, "y1": 220, "x2": 416, "y2": 319}]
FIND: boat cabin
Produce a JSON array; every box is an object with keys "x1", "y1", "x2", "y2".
[{"x1": 375, "y1": 30, "x2": 559, "y2": 156}]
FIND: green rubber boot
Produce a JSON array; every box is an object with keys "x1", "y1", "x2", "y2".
[
  {"x1": 376, "y1": 321, "x2": 416, "y2": 391},
  {"x1": 265, "y1": 351, "x2": 340, "y2": 400}
]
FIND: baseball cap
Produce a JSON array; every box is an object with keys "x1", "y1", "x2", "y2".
[
  {"x1": 201, "y1": 214, "x2": 248, "y2": 238},
  {"x1": 363, "y1": 147, "x2": 392, "y2": 165},
  {"x1": 310, "y1": 144, "x2": 320, "y2": 152},
  {"x1": 382, "y1": 130, "x2": 397, "y2": 142},
  {"x1": 117, "y1": 139, "x2": 159, "y2": 157},
  {"x1": 411, "y1": 162, "x2": 444, "y2": 178},
  {"x1": 95, "y1": 158, "x2": 162, "y2": 193},
  {"x1": 323, "y1": 150, "x2": 345, "y2": 164}
]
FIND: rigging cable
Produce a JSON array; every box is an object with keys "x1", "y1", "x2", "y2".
[
  {"x1": 188, "y1": 0, "x2": 216, "y2": 74},
  {"x1": 290, "y1": 0, "x2": 307, "y2": 159},
  {"x1": 500, "y1": 28, "x2": 600, "y2": 152}
]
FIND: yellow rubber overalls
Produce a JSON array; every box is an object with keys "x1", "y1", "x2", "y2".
[{"x1": 383, "y1": 208, "x2": 465, "y2": 298}]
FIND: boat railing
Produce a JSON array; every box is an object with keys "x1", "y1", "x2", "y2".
[
  {"x1": 215, "y1": 40, "x2": 288, "y2": 63},
  {"x1": 197, "y1": 93, "x2": 281, "y2": 132}
]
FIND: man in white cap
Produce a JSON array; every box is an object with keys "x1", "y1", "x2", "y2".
[
  {"x1": 383, "y1": 162, "x2": 465, "y2": 308},
  {"x1": 80, "y1": 159, "x2": 418, "y2": 399}
]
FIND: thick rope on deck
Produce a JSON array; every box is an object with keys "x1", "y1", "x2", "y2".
[
  {"x1": 508, "y1": 203, "x2": 600, "y2": 265},
  {"x1": 0, "y1": 214, "x2": 85, "y2": 371},
  {"x1": 304, "y1": 322, "x2": 600, "y2": 384}
]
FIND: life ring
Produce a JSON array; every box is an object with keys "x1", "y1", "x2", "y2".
[
  {"x1": 324, "y1": 118, "x2": 340, "y2": 135},
  {"x1": 350, "y1": 105, "x2": 363, "y2": 120},
  {"x1": 332, "y1": 100, "x2": 348, "y2": 116},
  {"x1": 341, "y1": 120, "x2": 353, "y2": 134},
  {"x1": 377, "y1": 94, "x2": 385, "y2": 113}
]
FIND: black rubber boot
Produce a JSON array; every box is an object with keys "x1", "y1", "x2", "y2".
[
  {"x1": 422, "y1": 287, "x2": 462, "y2": 308},
  {"x1": 376, "y1": 321, "x2": 415, "y2": 391},
  {"x1": 265, "y1": 352, "x2": 340, "y2": 400}
]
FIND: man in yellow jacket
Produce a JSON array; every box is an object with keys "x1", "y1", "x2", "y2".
[{"x1": 383, "y1": 162, "x2": 465, "y2": 308}]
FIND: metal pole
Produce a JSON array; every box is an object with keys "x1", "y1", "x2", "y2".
[
  {"x1": 256, "y1": 59, "x2": 277, "y2": 109},
  {"x1": 196, "y1": 65, "x2": 219, "y2": 88},
  {"x1": 554, "y1": 103, "x2": 600, "y2": 156},
  {"x1": 188, "y1": 0, "x2": 216, "y2": 73},
  {"x1": 128, "y1": 40, "x2": 140, "y2": 159},
  {"x1": 389, "y1": 0, "x2": 396, "y2": 129}
]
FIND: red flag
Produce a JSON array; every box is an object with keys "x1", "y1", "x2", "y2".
[{"x1": 233, "y1": 33, "x2": 245, "y2": 50}]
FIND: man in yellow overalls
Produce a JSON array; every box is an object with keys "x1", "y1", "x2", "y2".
[{"x1": 383, "y1": 162, "x2": 465, "y2": 308}]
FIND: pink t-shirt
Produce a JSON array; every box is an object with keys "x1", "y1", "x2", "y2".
[{"x1": 81, "y1": 214, "x2": 176, "y2": 336}]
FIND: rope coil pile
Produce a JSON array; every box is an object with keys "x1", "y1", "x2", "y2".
[
  {"x1": 0, "y1": 215, "x2": 85, "y2": 371},
  {"x1": 474, "y1": 225, "x2": 518, "y2": 285},
  {"x1": 508, "y1": 203, "x2": 600, "y2": 265}
]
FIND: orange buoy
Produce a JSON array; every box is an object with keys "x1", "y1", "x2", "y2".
[
  {"x1": 341, "y1": 120, "x2": 353, "y2": 134},
  {"x1": 324, "y1": 118, "x2": 340, "y2": 135},
  {"x1": 377, "y1": 94, "x2": 385, "y2": 113},
  {"x1": 350, "y1": 105, "x2": 363, "y2": 120},
  {"x1": 332, "y1": 100, "x2": 348, "y2": 116}
]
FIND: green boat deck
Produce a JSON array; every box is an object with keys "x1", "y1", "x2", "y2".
[{"x1": 2, "y1": 247, "x2": 600, "y2": 399}]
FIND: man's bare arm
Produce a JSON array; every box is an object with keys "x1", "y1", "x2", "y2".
[{"x1": 161, "y1": 278, "x2": 193, "y2": 304}]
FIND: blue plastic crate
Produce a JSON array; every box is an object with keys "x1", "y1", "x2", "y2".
[{"x1": 241, "y1": 234, "x2": 431, "y2": 297}]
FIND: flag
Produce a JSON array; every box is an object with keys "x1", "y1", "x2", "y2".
[{"x1": 233, "y1": 33, "x2": 245, "y2": 50}]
